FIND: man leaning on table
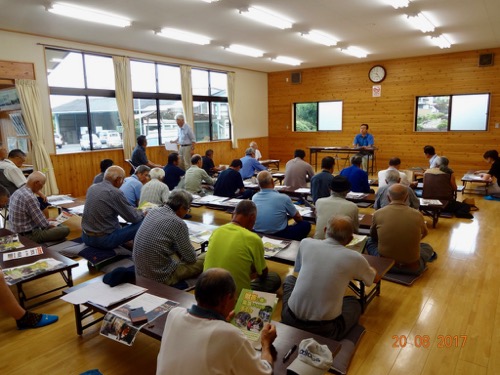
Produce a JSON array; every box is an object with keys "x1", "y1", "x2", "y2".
[
  {"x1": 240, "y1": 148, "x2": 267, "y2": 180},
  {"x1": 203, "y1": 200, "x2": 281, "y2": 295},
  {"x1": 9, "y1": 171, "x2": 69, "y2": 243},
  {"x1": 156, "y1": 268, "x2": 276, "y2": 375},
  {"x1": 281, "y1": 216, "x2": 376, "y2": 340},
  {"x1": 82, "y1": 166, "x2": 144, "y2": 250}
]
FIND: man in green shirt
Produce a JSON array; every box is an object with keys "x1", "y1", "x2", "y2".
[{"x1": 204, "y1": 201, "x2": 281, "y2": 295}]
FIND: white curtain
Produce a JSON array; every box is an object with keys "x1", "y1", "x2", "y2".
[
  {"x1": 15, "y1": 79, "x2": 59, "y2": 195},
  {"x1": 180, "y1": 65, "x2": 194, "y2": 128},
  {"x1": 227, "y1": 72, "x2": 238, "y2": 148},
  {"x1": 113, "y1": 56, "x2": 135, "y2": 159}
]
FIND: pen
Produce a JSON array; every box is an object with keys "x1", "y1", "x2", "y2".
[{"x1": 283, "y1": 344, "x2": 297, "y2": 363}]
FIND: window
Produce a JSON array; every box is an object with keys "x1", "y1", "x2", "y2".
[
  {"x1": 131, "y1": 61, "x2": 182, "y2": 145},
  {"x1": 415, "y1": 93, "x2": 490, "y2": 132},
  {"x1": 294, "y1": 101, "x2": 343, "y2": 132},
  {"x1": 191, "y1": 68, "x2": 229, "y2": 141},
  {"x1": 46, "y1": 48, "x2": 121, "y2": 153}
]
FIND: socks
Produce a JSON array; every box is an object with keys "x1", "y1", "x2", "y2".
[{"x1": 16, "y1": 311, "x2": 42, "y2": 329}]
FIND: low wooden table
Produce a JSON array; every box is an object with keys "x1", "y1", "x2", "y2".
[
  {"x1": 64, "y1": 275, "x2": 341, "y2": 374},
  {"x1": 0, "y1": 228, "x2": 79, "y2": 308},
  {"x1": 461, "y1": 172, "x2": 490, "y2": 195},
  {"x1": 260, "y1": 159, "x2": 280, "y2": 171},
  {"x1": 419, "y1": 199, "x2": 448, "y2": 228}
]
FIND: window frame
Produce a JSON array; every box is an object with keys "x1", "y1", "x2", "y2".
[{"x1": 414, "y1": 93, "x2": 490, "y2": 132}]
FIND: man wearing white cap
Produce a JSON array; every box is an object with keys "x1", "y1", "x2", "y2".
[{"x1": 281, "y1": 216, "x2": 376, "y2": 340}]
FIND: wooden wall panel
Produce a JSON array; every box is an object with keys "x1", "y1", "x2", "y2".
[
  {"x1": 0, "y1": 60, "x2": 35, "y2": 80},
  {"x1": 268, "y1": 48, "x2": 500, "y2": 175},
  {"x1": 50, "y1": 136, "x2": 268, "y2": 197}
]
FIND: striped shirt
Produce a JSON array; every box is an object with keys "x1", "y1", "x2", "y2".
[
  {"x1": 139, "y1": 179, "x2": 170, "y2": 206},
  {"x1": 82, "y1": 180, "x2": 143, "y2": 234}
]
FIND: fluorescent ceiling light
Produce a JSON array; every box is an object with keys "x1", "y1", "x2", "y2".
[
  {"x1": 157, "y1": 28, "x2": 211, "y2": 45},
  {"x1": 272, "y1": 56, "x2": 302, "y2": 66},
  {"x1": 340, "y1": 47, "x2": 368, "y2": 58},
  {"x1": 301, "y1": 30, "x2": 338, "y2": 46},
  {"x1": 201, "y1": 0, "x2": 219, "y2": 2},
  {"x1": 429, "y1": 35, "x2": 451, "y2": 49},
  {"x1": 239, "y1": 6, "x2": 293, "y2": 29},
  {"x1": 386, "y1": 0, "x2": 410, "y2": 8},
  {"x1": 407, "y1": 13, "x2": 435, "y2": 33},
  {"x1": 47, "y1": 2, "x2": 131, "y2": 27},
  {"x1": 224, "y1": 44, "x2": 264, "y2": 58}
]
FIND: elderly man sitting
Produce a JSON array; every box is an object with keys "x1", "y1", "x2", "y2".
[
  {"x1": 82, "y1": 166, "x2": 144, "y2": 250},
  {"x1": 240, "y1": 148, "x2": 267, "y2": 180},
  {"x1": 133, "y1": 190, "x2": 205, "y2": 286},
  {"x1": 120, "y1": 165, "x2": 151, "y2": 207},
  {"x1": 139, "y1": 167, "x2": 170, "y2": 207},
  {"x1": 252, "y1": 171, "x2": 311, "y2": 241},
  {"x1": 183, "y1": 154, "x2": 214, "y2": 195},
  {"x1": 9, "y1": 171, "x2": 70, "y2": 243},
  {"x1": 374, "y1": 169, "x2": 419, "y2": 210}
]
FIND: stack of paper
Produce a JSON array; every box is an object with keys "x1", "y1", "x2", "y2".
[
  {"x1": 262, "y1": 236, "x2": 291, "y2": 258},
  {"x1": 61, "y1": 281, "x2": 146, "y2": 308},
  {"x1": 47, "y1": 195, "x2": 75, "y2": 205},
  {"x1": 346, "y1": 192, "x2": 367, "y2": 199}
]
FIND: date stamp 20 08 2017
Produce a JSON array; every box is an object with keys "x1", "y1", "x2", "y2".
[{"x1": 392, "y1": 335, "x2": 468, "y2": 349}]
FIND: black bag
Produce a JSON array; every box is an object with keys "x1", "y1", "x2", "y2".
[{"x1": 445, "y1": 200, "x2": 473, "y2": 219}]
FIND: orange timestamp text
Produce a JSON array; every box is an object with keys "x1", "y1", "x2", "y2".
[{"x1": 392, "y1": 335, "x2": 468, "y2": 348}]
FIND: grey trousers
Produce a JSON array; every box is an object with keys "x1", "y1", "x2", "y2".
[{"x1": 281, "y1": 275, "x2": 361, "y2": 340}]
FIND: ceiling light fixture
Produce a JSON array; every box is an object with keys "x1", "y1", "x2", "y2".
[
  {"x1": 340, "y1": 47, "x2": 368, "y2": 58},
  {"x1": 272, "y1": 56, "x2": 302, "y2": 66},
  {"x1": 239, "y1": 6, "x2": 293, "y2": 29},
  {"x1": 429, "y1": 34, "x2": 451, "y2": 49},
  {"x1": 386, "y1": 0, "x2": 410, "y2": 9},
  {"x1": 156, "y1": 28, "x2": 211, "y2": 45},
  {"x1": 301, "y1": 30, "x2": 338, "y2": 46},
  {"x1": 47, "y1": 2, "x2": 131, "y2": 27},
  {"x1": 224, "y1": 44, "x2": 264, "y2": 58},
  {"x1": 201, "y1": 0, "x2": 219, "y2": 2},
  {"x1": 407, "y1": 13, "x2": 435, "y2": 33}
]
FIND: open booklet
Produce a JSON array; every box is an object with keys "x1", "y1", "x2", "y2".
[
  {"x1": 261, "y1": 236, "x2": 291, "y2": 258},
  {"x1": 100, "y1": 293, "x2": 179, "y2": 346},
  {"x1": 231, "y1": 289, "x2": 277, "y2": 344},
  {"x1": 0, "y1": 234, "x2": 23, "y2": 252}
]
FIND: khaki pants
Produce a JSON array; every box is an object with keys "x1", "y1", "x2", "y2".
[
  {"x1": 166, "y1": 253, "x2": 206, "y2": 286},
  {"x1": 179, "y1": 145, "x2": 193, "y2": 171}
]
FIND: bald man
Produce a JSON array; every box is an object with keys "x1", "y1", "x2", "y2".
[
  {"x1": 367, "y1": 184, "x2": 436, "y2": 275},
  {"x1": 281, "y1": 216, "x2": 376, "y2": 340},
  {"x1": 9, "y1": 171, "x2": 70, "y2": 243}
]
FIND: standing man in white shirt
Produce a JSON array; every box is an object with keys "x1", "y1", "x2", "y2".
[{"x1": 171, "y1": 113, "x2": 196, "y2": 170}]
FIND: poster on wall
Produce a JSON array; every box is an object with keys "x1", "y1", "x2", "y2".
[
  {"x1": 372, "y1": 85, "x2": 381, "y2": 97},
  {"x1": 0, "y1": 88, "x2": 21, "y2": 111}
]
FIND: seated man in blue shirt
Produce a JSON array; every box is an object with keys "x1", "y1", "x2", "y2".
[
  {"x1": 214, "y1": 159, "x2": 254, "y2": 199},
  {"x1": 252, "y1": 171, "x2": 311, "y2": 241},
  {"x1": 340, "y1": 155, "x2": 374, "y2": 194},
  {"x1": 163, "y1": 152, "x2": 185, "y2": 190},
  {"x1": 240, "y1": 148, "x2": 267, "y2": 180},
  {"x1": 120, "y1": 165, "x2": 151, "y2": 207},
  {"x1": 353, "y1": 123, "x2": 374, "y2": 171},
  {"x1": 310, "y1": 156, "x2": 335, "y2": 203}
]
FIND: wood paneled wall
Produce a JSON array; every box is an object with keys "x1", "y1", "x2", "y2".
[
  {"x1": 50, "y1": 136, "x2": 268, "y2": 196},
  {"x1": 267, "y1": 48, "x2": 500, "y2": 175}
]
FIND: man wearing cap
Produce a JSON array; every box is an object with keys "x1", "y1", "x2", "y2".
[
  {"x1": 287, "y1": 338, "x2": 334, "y2": 375},
  {"x1": 281, "y1": 216, "x2": 376, "y2": 340},
  {"x1": 156, "y1": 268, "x2": 276, "y2": 374},
  {"x1": 240, "y1": 148, "x2": 267, "y2": 180},
  {"x1": 314, "y1": 175, "x2": 359, "y2": 239}
]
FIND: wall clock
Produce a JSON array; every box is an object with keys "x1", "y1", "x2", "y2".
[{"x1": 369, "y1": 65, "x2": 386, "y2": 83}]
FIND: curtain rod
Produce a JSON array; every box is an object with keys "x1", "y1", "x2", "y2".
[{"x1": 36, "y1": 43, "x2": 235, "y2": 74}]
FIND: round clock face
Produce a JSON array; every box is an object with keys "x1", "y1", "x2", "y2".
[{"x1": 369, "y1": 65, "x2": 386, "y2": 83}]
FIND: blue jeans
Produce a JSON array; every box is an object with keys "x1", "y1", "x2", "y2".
[{"x1": 82, "y1": 222, "x2": 142, "y2": 250}]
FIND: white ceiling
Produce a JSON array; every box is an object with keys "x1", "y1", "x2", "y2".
[{"x1": 1, "y1": 0, "x2": 500, "y2": 72}]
